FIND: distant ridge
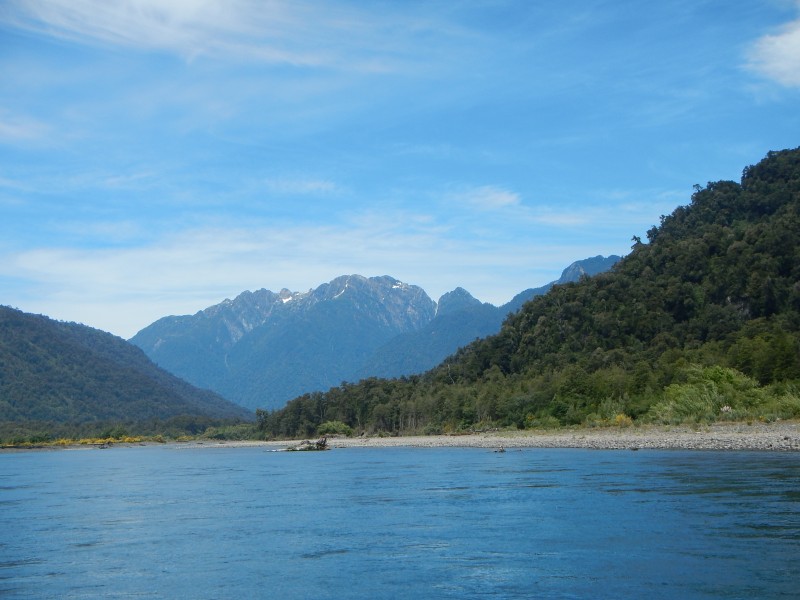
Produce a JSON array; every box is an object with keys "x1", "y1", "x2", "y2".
[{"x1": 131, "y1": 258, "x2": 620, "y2": 410}]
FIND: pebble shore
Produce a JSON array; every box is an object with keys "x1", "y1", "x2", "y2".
[
  {"x1": 324, "y1": 421, "x2": 800, "y2": 451},
  {"x1": 183, "y1": 421, "x2": 800, "y2": 452},
  {"x1": 10, "y1": 421, "x2": 797, "y2": 452}
]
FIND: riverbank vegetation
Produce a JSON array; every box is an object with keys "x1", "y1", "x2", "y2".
[{"x1": 0, "y1": 416, "x2": 253, "y2": 447}]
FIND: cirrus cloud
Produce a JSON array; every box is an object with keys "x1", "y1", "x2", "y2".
[
  {"x1": 0, "y1": 110, "x2": 51, "y2": 144},
  {"x1": 0, "y1": 0, "x2": 452, "y2": 73},
  {"x1": 458, "y1": 185, "x2": 522, "y2": 211}
]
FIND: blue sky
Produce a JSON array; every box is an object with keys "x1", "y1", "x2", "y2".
[{"x1": 1, "y1": 0, "x2": 799, "y2": 338}]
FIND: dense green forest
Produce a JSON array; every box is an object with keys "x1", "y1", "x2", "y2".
[
  {"x1": 259, "y1": 148, "x2": 800, "y2": 438},
  {"x1": 0, "y1": 307, "x2": 252, "y2": 443}
]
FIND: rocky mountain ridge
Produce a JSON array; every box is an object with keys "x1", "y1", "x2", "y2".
[{"x1": 130, "y1": 257, "x2": 620, "y2": 410}]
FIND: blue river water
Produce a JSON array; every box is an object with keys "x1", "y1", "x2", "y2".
[{"x1": 1, "y1": 445, "x2": 798, "y2": 599}]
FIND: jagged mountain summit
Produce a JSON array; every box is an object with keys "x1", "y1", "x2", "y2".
[
  {"x1": 358, "y1": 255, "x2": 621, "y2": 380},
  {"x1": 131, "y1": 259, "x2": 620, "y2": 411},
  {"x1": 436, "y1": 288, "x2": 486, "y2": 316},
  {"x1": 131, "y1": 275, "x2": 437, "y2": 410}
]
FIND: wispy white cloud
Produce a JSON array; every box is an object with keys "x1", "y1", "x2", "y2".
[
  {"x1": 530, "y1": 209, "x2": 590, "y2": 227},
  {"x1": 746, "y1": 3, "x2": 800, "y2": 87},
  {"x1": 2, "y1": 0, "x2": 316, "y2": 64},
  {"x1": 0, "y1": 0, "x2": 451, "y2": 73},
  {"x1": 0, "y1": 109, "x2": 51, "y2": 144},
  {"x1": 445, "y1": 183, "x2": 676, "y2": 231},
  {"x1": 263, "y1": 177, "x2": 338, "y2": 195},
  {"x1": 51, "y1": 220, "x2": 147, "y2": 244},
  {"x1": 455, "y1": 185, "x2": 522, "y2": 211},
  {"x1": 0, "y1": 1, "x2": 475, "y2": 148},
  {"x1": 0, "y1": 167, "x2": 162, "y2": 199},
  {"x1": 102, "y1": 171, "x2": 157, "y2": 190},
  {"x1": 0, "y1": 175, "x2": 35, "y2": 193}
]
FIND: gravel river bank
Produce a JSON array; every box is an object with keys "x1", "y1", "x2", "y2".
[{"x1": 171, "y1": 421, "x2": 800, "y2": 452}]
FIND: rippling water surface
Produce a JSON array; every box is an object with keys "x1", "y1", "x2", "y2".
[{"x1": 1, "y1": 445, "x2": 798, "y2": 599}]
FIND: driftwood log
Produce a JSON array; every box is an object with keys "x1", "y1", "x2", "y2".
[{"x1": 287, "y1": 436, "x2": 329, "y2": 451}]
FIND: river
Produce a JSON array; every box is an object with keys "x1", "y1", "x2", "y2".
[{"x1": 1, "y1": 445, "x2": 798, "y2": 598}]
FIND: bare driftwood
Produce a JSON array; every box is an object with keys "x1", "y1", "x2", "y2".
[{"x1": 286, "y1": 436, "x2": 329, "y2": 451}]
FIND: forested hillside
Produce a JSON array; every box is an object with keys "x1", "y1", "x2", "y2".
[
  {"x1": 0, "y1": 307, "x2": 252, "y2": 442},
  {"x1": 260, "y1": 148, "x2": 800, "y2": 438}
]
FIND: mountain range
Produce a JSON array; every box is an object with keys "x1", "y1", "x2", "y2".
[{"x1": 130, "y1": 255, "x2": 620, "y2": 410}]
